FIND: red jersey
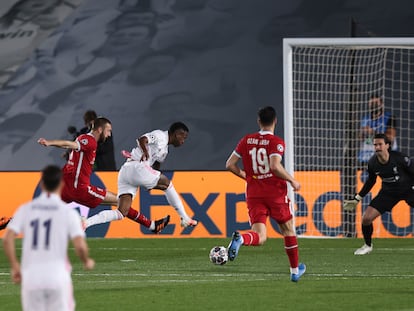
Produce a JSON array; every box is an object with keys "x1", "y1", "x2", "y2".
[
  {"x1": 234, "y1": 130, "x2": 287, "y2": 200},
  {"x1": 63, "y1": 133, "x2": 97, "y2": 188}
]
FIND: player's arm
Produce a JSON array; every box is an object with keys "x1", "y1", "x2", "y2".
[
  {"x1": 357, "y1": 168, "x2": 377, "y2": 198},
  {"x1": 343, "y1": 167, "x2": 377, "y2": 210},
  {"x1": 38, "y1": 138, "x2": 79, "y2": 150},
  {"x1": 398, "y1": 153, "x2": 414, "y2": 175},
  {"x1": 269, "y1": 155, "x2": 300, "y2": 191},
  {"x1": 225, "y1": 152, "x2": 246, "y2": 180},
  {"x1": 2, "y1": 229, "x2": 21, "y2": 284},
  {"x1": 72, "y1": 236, "x2": 95, "y2": 270},
  {"x1": 138, "y1": 136, "x2": 150, "y2": 162}
]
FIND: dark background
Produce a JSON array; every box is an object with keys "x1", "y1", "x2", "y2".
[{"x1": 0, "y1": 0, "x2": 414, "y2": 171}]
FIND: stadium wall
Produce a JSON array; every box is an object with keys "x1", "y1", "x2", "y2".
[{"x1": 0, "y1": 171, "x2": 412, "y2": 238}]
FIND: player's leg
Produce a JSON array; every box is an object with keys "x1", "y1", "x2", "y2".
[
  {"x1": 85, "y1": 162, "x2": 169, "y2": 231},
  {"x1": 227, "y1": 198, "x2": 265, "y2": 261},
  {"x1": 354, "y1": 206, "x2": 380, "y2": 255},
  {"x1": 275, "y1": 199, "x2": 306, "y2": 282},
  {"x1": 85, "y1": 190, "x2": 166, "y2": 232},
  {"x1": 154, "y1": 174, "x2": 197, "y2": 227},
  {"x1": 354, "y1": 193, "x2": 395, "y2": 255},
  {"x1": 227, "y1": 222, "x2": 266, "y2": 262},
  {"x1": 116, "y1": 192, "x2": 169, "y2": 232},
  {"x1": 47, "y1": 285, "x2": 74, "y2": 311},
  {"x1": 114, "y1": 162, "x2": 170, "y2": 233},
  {"x1": 22, "y1": 289, "x2": 47, "y2": 311},
  {"x1": 240, "y1": 198, "x2": 268, "y2": 246},
  {"x1": 84, "y1": 188, "x2": 123, "y2": 228},
  {"x1": 279, "y1": 218, "x2": 306, "y2": 282}
]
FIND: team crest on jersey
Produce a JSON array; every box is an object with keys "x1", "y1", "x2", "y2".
[
  {"x1": 80, "y1": 138, "x2": 88, "y2": 145},
  {"x1": 277, "y1": 144, "x2": 284, "y2": 152}
]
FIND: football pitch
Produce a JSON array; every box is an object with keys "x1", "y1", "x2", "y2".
[{"x1": 1, "y1": 238, "x2": 414, "y2": 310}]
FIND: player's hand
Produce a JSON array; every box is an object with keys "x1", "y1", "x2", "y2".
[
  {"x1": 290, "y1": 179, "x2": 301, "y2": 191},
  {"x1": 84, "y1": 258, "x2": 95, "y2": 270},
  {"x1": 10, "y1": 265, "x2": 21, "y2": 284},
  {"x1": 37, "y1": 138, "x2": 49, "y2": 146},
  {"x1": 343, "y1": 195, "x2": 362, "y2": 211}
]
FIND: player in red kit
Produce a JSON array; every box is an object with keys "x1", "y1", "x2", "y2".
[
  {"x1": 37, "y1": 117, "x2": 169, "y2": 233},
  {"x1": 225, "y1": 106, "x2": 306, "y2": 282}
]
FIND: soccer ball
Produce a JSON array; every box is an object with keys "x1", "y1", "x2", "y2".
[{"x1": 209, "y1": 246, "x2": 228, "y2": 265}]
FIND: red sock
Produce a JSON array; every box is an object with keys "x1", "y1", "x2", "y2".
[
  {"x1": 242, "y1": 231, "x2": 260, "y2": 246},
  {"x1": 127, "y1": 207, "x2": 151, "y2": 228},
  {"x1": 284, "y1": 236, "x2": 299, "y2": 268}
]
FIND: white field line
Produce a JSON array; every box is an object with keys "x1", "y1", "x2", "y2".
[
  {"x1": 1, "y1": 271, "x2": 412, "y2": 278},
  {"x1": 72, "y1": 272, "x2": 414, "y2": 279},
  {"x1": 0, "y1": 272, "x2": 413, "y2": 286}
]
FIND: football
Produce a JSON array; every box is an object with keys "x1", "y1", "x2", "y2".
[{"x1": 209, "y1": 246, "x2": 228, "y2": 265}]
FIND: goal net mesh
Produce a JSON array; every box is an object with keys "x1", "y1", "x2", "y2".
[{"x1": 288, "y1": 43, "x2": 414, "y2": 238}]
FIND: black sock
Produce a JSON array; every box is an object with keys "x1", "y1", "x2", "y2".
[{"x1": 362, "y1": 224, "x2": 373, "y2": 246}]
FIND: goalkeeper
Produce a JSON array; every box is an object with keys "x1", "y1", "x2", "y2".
[{"x1": 344, "y1": 133, "x2": 414, "y2": 255}]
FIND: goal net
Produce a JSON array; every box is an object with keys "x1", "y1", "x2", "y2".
[{"x1": 283, "y1": 38, "x2": 414, "y2": 238}]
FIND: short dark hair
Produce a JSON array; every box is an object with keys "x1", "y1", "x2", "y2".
[
  {"x1": 169, "y1": 122, "x2": 189, "y2": 133},
  {"x1": 258, "y1": 106, "x2": 276, "y2": 126},
  {"x1": 41, "y1": 165, "x2": 62, "y2": 192},
  {"x1": 83, "y1": 110, "x2": 97, "y2": 124},
  {"x1": 374, "y1": 133, "x2": 391, "y2": 145},
  {"x1": 93, "y1": 117, "x2": 111, "y2": 130}
]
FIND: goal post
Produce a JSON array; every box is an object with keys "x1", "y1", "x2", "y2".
[{"x1": 283, "y1": 38, "x2": 414, "y2": 238}]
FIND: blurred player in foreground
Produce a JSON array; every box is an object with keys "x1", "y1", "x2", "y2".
[
  {"x1": 225, "y1": 106, "x2": 306, "y2": 282},
  {"x1": 86, "y1": 122, "x2": 198, "y2": 229},
  {"x1": 38, "y1": 117, "x2": 169, "y2": 233},
  {"x1": 3, "y1": 165, "x2": 95, "y2": 311},
  {"x1": 344, "y1": 133, "x2": 414, "y2": 255}
]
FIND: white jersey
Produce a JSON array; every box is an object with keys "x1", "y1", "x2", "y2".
[
  {"x1": 130, "y1": 129, "x2": 169, "y2": 166},
  {"x1": 7, "y1": 192, "x2": 85, "y2": 289}
]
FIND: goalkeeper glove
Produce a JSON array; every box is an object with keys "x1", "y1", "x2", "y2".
[{"x1": 343, "y1": 194, "x2": 362, "y2": 211}]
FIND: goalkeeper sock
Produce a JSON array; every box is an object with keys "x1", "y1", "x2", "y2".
[
  {"x1": 86, "y1": 209, "x2": 123, "y2": 228},
  {"x1": 284, "y1": 236, "x2": 299, "y2": 269},
  {"x1": 127, "y1": 208, "x2": 152, "y2": 228},
  {"x1": 242, "y1": 231, "x2": 259, "y2": 246},
  {"x1": 362, "y1": 224, "x2": 373, "y2": 246},
  {"x1": 164, "y1": 183, "x2": 190, "y2": 220}
]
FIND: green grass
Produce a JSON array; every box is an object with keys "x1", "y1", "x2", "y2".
[{"x1": 1, "y1": 238, "x2": 414, "y2": 310}]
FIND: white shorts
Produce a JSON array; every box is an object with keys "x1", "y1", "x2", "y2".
[
  {"x1": 118, "y1": 161, "x2": 161, "y2": 198},
  {"x1": 22, "y1": 284, "x2": 74, "y2": 311}
]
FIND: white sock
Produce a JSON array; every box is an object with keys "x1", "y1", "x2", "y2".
[
  {"x1": 164, "y1": 183, "x2": 190, "y2": 220},
  {"x1": 149, "y1": 221, "x2": 155, "y2": 230},
  {"x1": 86, "y1": 209, "x2": 123, "y2": 228},
  {"x1": 290, "y1": 267, "x2": 299, "y2": 274}
]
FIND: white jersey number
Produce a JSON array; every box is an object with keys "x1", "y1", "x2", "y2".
[{"x1": 249, "y1": 147, "x2": 270, "y2": 174}]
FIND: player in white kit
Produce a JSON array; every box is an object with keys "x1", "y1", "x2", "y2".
[
  {"x1": 86, "y1": 122, "x2": 198, "y2": 229},
  {"x1": 3, "y1": 165, "x2": 95, "y2": 311}
]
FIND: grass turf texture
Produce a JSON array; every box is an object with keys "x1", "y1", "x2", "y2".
[{"x1": 1, "y1": 238, "x2": 414, "y2": 310}]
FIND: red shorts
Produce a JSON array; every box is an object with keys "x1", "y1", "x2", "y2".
[
  {"x1": 61, "y1": 183, "x2": 106, "y2": 208},
  {"x1": 246, "y1": 196, "x2": 293, "y2": 225}
]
